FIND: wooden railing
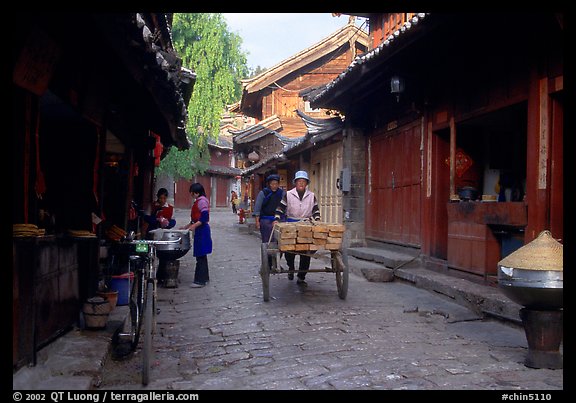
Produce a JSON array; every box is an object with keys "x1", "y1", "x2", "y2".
[{"x1": 372, "y1": 13, "x2": 417, "y2": 48}]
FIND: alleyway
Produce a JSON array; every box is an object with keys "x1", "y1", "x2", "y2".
[{"x1": 99, "y1": 208, "x2": 562, "y2": 390}]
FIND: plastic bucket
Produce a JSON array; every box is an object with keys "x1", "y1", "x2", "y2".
[{"x1": 110, "y1": 272, "x2": 134, "y2": 306}]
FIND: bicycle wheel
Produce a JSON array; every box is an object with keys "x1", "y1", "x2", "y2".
[
  {"x1": 129, "y1": 270, "x2": 144, "y2": 350},
  {"x1": 142, "y1": 280, "x2": 154, "y2": 385}
]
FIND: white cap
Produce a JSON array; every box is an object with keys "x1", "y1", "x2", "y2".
[{"x1": 293, "y1": 170, "x2": 310, "y2": 183}]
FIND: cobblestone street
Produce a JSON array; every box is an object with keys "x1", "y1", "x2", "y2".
[{"x1": 99, "y1": 208, "x2": 563, "y2": 390}]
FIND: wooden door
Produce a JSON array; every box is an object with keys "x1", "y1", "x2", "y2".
[
  {"x1": 216, "y1": 177, "x2": 229, "y2": 207},
  {"x1": 174, "y1": 179, "x2": 191, "y2": 209},
  {"x1": 194, "y1": 175, "x2": 212, "y2": 201},
  {"x1": 310, "y1": 142, "x2": 343, "y2": 223},
  {"x1": 367, "y1": 123, "x2": 422, "y2": 246}
]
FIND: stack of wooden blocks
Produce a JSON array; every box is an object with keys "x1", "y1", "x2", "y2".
[{"x1": 274, "y1": 222, "x2": 345, "y2": 252}]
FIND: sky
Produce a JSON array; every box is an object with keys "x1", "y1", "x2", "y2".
[{"x1": 222, "y1": 13, "x2": 368, "y2": 70}]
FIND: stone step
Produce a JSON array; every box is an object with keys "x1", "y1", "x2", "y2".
[
  {"x1": 394, "y1": 267, "x2": 522, "y2": 324},
  {"x1": 347, "y1": 246, "x2": 419, "y2": 269},
  {"x1": 347, "y1": 256, "x2": 394, "y2": 282}
]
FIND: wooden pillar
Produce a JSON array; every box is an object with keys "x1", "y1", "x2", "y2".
[
  {"x1": 421, "y1": 118, "x2": 433, "y2": 256},
  {"x1": 124, "y1": 150, "x2": 135, "y2": 230},
  {"x1": 23, "y1": 93, "x2": 33, "y2": 223},
  {"x1": 549, "y1": 94, "x2": 563, "y2": 241},
  {"x1": 449, "y1": 116, "x2": 456, "y2": 198},
  {"x1": 525, "y1": 71, "x2": 550, "y2": 242}
]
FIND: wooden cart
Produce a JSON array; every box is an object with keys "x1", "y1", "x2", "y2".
[{"x1": 260, "y1": 221, "x2": 349, "y2": 301}]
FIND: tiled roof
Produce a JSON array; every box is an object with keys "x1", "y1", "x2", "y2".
[
  {"x1": 230, "y1": 115, "x2": 283, "y2": 144},
  {"x1": 205, "y1": 165, "x2": 242, "y2": 177},
  {"x1": 208, "y1": 135, "x2": 233, "y2": 150},
  {"x1": 239, "y1": 110, "x2": 343, "y2": 176},
  {"x1": 240, "y1": 22, "x2": 369, "y2": 95},
  {"x1": 308, "y1": 13, "x2": 430, "y2": 105}
]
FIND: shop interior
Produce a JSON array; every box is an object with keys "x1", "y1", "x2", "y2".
[{"x1": 454, "y1": 102, "x2": 527, "y2": 202}]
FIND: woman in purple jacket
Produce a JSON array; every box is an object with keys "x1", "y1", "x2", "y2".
[{"x1": 180, "y1": 183, "x2": 212, "y2": 288}]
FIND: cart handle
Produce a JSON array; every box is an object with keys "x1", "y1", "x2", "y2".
[{"x1": 267, "y1": 223, "x2": 275, "y2": 246}]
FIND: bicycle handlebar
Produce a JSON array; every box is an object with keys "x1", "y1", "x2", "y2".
[{"x1": 124, "y1": 238, "x2": 182, "y2": 245}]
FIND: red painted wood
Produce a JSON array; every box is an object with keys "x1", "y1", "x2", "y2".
[
  {"x1": 430, "y1": 131, "x2": 450, "y2": 259},
  {"x1": 194, "y1": 175, "x2": 212, "y2": 201},
  {"x1": 216, "y1": 176, "x2": 229, "y2": 207},
  {"x1": 366, "y1": 123, "x2": 421, "y2": 246},
  {"x1": 525, "y1": 70, "x2": 548, "y2": 242},
  {"x1": 447, "y1": 221, "x2": 500, "y2": 276},
  {"x1": 174, "y1": 179, "x2": 191, "y2": 209},
  {"x1": 549, "y1": 96, "x2": 563, "y2": 241}
]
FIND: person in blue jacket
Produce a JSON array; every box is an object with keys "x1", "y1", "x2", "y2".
[
  {"x1": 253, "y1": 174, "x2": 284, "y2": 244},
  {"x1": 180, "y1": 183, "x2": 212, "y2": 288}
]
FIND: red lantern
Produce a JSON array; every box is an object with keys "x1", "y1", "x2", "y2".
[{"x1": 152, "y1": 133, "x2": 163, "y2": 167}]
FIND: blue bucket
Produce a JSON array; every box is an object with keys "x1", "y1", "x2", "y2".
[{"x1": 109, "y1": 272, "x2": 133, "y2": 306}]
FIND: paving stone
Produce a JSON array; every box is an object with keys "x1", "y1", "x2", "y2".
[{"x1": 38, "y1": 208, "x2": 560, "y2": 391}]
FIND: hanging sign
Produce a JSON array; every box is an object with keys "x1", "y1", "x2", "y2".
[{"x1": 13, "y1": 27, "x2": 61, "y2": 95}]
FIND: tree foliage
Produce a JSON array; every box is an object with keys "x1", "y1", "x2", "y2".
[
  {"x1": 157, "y1": 13, "x2": 249, "y2": 179},
  {"x1": 249, "y1": 65, "x2": 268, "y2": 78}
]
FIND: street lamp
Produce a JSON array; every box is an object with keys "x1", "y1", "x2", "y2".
[{"x1": 390, "y1": 75, "x2": 405, "y2": 102}]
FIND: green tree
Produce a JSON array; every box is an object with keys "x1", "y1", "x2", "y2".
[
  {"x1": 157, "y1": 13, "x2": 249, "y2": 179},
  {"x1": 249, "y1": 65, "x2": 268, "y2": 78}
]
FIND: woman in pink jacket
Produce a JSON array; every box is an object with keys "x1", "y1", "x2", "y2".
[{"x1": 274, "y1": 170, "x2": 320, "y2": 286}]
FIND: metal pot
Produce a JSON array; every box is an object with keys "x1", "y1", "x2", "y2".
[
  {"x1": 147, "y1": 229, "x2": 191, "y2": 260},
  {"x1": 458, "y1": 186, "x2": 478, "y2": 201},
  {"x1": 498, "y1": 265, "x2": 563, "y2": 309},
  {"x1": 497, "y1": 230, "x2": 563, "y2": 310}
]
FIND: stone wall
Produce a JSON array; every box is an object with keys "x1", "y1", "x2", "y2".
[{"x1": 342, "y1": 126, "x2": 366, "y2": 247}]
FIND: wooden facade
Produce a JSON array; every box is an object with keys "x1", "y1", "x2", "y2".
[
  {"x1": 367, "y1": 121, "x2": 422, "y2": 246},
  {"x1": 173, "y1": 138, "x2": 240, "y2": 210},
  {"x1": 12, "y1": 13, "x2": 193, "y2": 369},
  {"x1": 235, "y1": 21, "x2": 368, "y2": 215},
  {"x1": 310, "y1": 13, "x2": 563, "y2": 282}
]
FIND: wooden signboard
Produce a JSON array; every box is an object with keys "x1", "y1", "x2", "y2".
[{"x1": 13, "y1": 27, "x2": 61, "y2": 96}]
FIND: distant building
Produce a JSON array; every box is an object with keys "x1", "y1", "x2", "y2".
[{"x1": 233, "y1": 20, "x2": 369, "y2": 216}]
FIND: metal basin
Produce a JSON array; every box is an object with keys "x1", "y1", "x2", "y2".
[
  {"x1": 147, "y1": 229, "x2": 191, "y2": 260},
  {"x1": 498, "y1": 265, "x2": 563, "y2": 309}
]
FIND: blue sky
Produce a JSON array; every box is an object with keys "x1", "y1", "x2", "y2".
[{"x1": 222, "y1": 13, "x2": 368, "y2": 70}]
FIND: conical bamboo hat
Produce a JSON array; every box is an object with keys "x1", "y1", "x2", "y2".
[{"x1": 498, "y1": 230, "x2": 563, "y2": 271}]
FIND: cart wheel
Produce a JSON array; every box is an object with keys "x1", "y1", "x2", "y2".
[
  {"x1": 332, "y1": 250, "x2": 349, "y2": 300},
  {"x1": 260, "y1": 243, "x2": 270, "y2": 302}
]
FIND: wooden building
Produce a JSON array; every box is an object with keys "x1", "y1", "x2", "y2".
[
  {"x1": 309, "y1": 13, "x2": 563, "y2": 281},
  {"x1": 234, "y1": 19, "x2": 369, "y2": 215},
  {"x1": 173, "y1": 135, "x2": 241, "y2": 210},
  {"x1": 12, "y1": 13, "x2": 194, "y2": 369}
]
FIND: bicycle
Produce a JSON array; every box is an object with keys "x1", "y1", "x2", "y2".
[{"x1": 116, "y1": 235, "x2": 181, "y2": 385}]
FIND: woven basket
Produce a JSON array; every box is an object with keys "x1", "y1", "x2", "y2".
[{"x1": 498, "y1": 230, "x2": 563, "y2": 271}]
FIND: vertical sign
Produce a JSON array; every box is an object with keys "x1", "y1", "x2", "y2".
[{"x1": 538, "y1": 78, "x2": 549, "y2": 190}]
